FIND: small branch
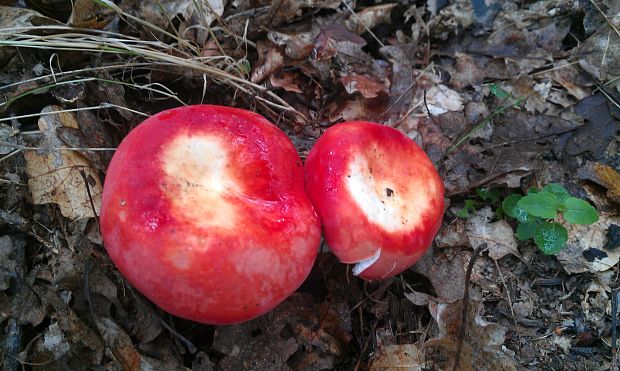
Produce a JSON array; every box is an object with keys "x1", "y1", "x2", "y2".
[
  {"x1": 453, "y1": 243, "x2": 487, "y2": 371},
  {"x1": 494, "y1": 260, "x2": 522, "y2": 350},
  {"x1": 612, "y1": 290, "x2": 618, "y2": 356}
]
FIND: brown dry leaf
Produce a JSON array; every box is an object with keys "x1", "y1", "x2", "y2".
[
  {"x1": 340, "y1": 72, "x2": 390, "y2": 99},
  {"x1": 370, "y1": 344, "x2": 424, "y2": 370},
  {"x1": 345, "y1": 3, "x2": 397, "y2": 34},
  {"x1": 96, "y1": 317, "x2": 183, "y2": 370},
  {"x1": 566, "y1": 94, "x2": 618, "y2": 158},
  {"x1": 436, "y1": 110, "x2": 579, "y2": 195},
  {"x1": 251, "y1": 40, "x2": 286, "y2": 83},
  {"x1": 42, "y1": 290, "x2": 105, "y2": 366},
  {"x1": 424, "y1": 83, "x2": 464, "y2": 115},
  {"x1": 56, "y1": 109, "x2": 114, "y2": 172},
  {"x1": 227, "y1": 0, "x2": 338, "y2": 34},
  {"x1": 270, "y1": 71, "x2": 304, "y2": 93},
  {"x1": 450, "y1": 53, "x2": 486, "y2": 89},
  {"x1": 556, "y1": 213, "x2": 620, "y2": 274},
  {"x1": 428, "y1": 0, "x2": 474, "y2": 40},
  {"x1": 213, "y1": 293, "x2": 351, "y2": 370},
  {"x1": 412, "y1": 249, "x2": 467, "y2": 303},
  {"x1": 313, "y1": 24, "x2": 367, "y2": 60},
  {"x1": 435, "y1": 218, "x2": 469, "y2": 248},
  {"x1": 269, "y1": 29, "x2": 315, "y2": 59},
  {"x1": 0, "y1": 123, "x2": 18, "y2": 155},
  {"x1": 402, "y1": 71, "x2": 464, "y2": 117},
  {"x1": 0, "y1": 6, "x2": 61, "y2": 67},
  {"x1": 24, "y1": 106, "x2": 102, "y2": 220},
  {"x1": 136, "y1": 0, "x2": 226, "y2": 44},
  {"x1": 130, "y1": 291, "x2": 164, "y2": 344},
  {"x1": 502, "y1": 76, "x2": 550, "y2": 114},
  {"x1": 424, "y1": 289, "x2": 516, "y2": 370},
  {"x1": 34, "y1": 322, "x2": 71, "y2": 362},
  {"x1": 578, "y1": 162, "x2": 620, "y2": 204},
  {"x1": 67, "y1": 0, "x2": 115, "y2": 28},
  {"x1": 0, "y1": 235, "x2": 15, "y2": 290},
  {"x1": 548, "y1": 61, "x2": 591, "y2": 100},
  {"x1": 467, "y1": 207, "x2": 520, "y2": 260},
  {"x1": 470, "y1": 17, "x2": 571, "y2": 60},
  {"x1": 0, "y1": 6, "x2": 61, "y2": 31},
  {"x1": 325, "y1": 93, "x2": 389, "y2": 123},
  {"x1": 573, "y1": 24, "x2": 620, "y2": 82}
]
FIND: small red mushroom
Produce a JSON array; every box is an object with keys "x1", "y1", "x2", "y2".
[
  {"x1": 304, "y1": 121, "x2": 444, "y2": 280},
  {"x1": 100, "y1": 105, "x2": 321, "y2": 325}
]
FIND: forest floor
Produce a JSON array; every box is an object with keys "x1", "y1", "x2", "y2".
[{"x1": 0, "y1": 0, "x2": 619, "y2": 370}]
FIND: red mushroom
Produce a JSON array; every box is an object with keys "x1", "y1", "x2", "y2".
[
  {"x1": 100, "y1": 105, "x2": 321, "y2": 325},
  {"x1": 304, "y1": 121, "x2": 444, "y2": 280}
]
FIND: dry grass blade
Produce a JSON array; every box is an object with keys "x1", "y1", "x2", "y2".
[
  {"x1": 0, "y1": 104, "x2": 148, "y2": 124},
  {"x1": 588, "y1": 0, "x2": 620, "y2": 39},
  {"x1": 0, "y1": 24, "x2": 307, "y2": 122}
]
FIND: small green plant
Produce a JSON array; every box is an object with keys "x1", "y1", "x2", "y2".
[
  {"x1": 455, "y1": 187, "x2": 501, "y2": 218},
  {"x1": 447, "y1": 83, "x2": 524, "y2": 155},
  {"x1": 502, "y1": 184, "x2": 599, "y2": 255}
]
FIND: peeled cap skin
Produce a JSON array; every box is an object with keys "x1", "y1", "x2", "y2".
[
  {"x1": 100, "y1": 105, "x2": 321, "y2": 325},
  {"x1": 304, "y1": 121, "x2": 444, "y2": 280}
]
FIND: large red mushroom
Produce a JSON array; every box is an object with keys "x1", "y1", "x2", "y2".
[
  {"x1": 304, "y1": 121, "x2": 444, "y2": 280},
  {"x1": 100, "y1": 105, "x2": 321, "y2": 325}
]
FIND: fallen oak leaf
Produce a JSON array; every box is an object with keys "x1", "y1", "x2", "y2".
[
  {"x1": 467, "y1": 207, "x2": 520, "y2": 260},
  {"x1": 345, "y1": 3, "x2": 397, "y2": 34},
  {"x1": 24, "y1": 106, "x2": 102, "y2": 220},
  {"x1": 424, "y1": 288, "x2": 516, "y2": 371},
  {"x1": 251, "y1": 41, "x2": 286, "y2": 83},
  {"x1": 340, "y1": 73, "x2": 390, "y2": 99},
  {"x1": 578, "y1": 162, "x2": 620, "y2": 204}
]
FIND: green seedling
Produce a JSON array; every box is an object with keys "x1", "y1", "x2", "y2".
[
  {"x1": 455, "y1": 187, "x2": 501, "y2": 219},
  {"x1": 447, "y1": 83, "x2": 524, "y2": 155},
  {"x1": 502, "y1": 183, "x2": 599, "y2": 255}
]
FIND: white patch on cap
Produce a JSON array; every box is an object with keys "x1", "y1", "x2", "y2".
[
  {"x1": 352, "y1": 249, "x2": 381, "y2": 276},
  {"x1": 161, "y1": 133, "x2": 239, "y2": 230},
  {"x1": 345, "y1": 155, "x2": 428, "y2": 232},
  {"x1": 234, "y1": 246, "x2": 288, "y2": 290}
]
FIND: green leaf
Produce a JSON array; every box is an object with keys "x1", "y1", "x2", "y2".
[
  {"x1": 490, "y1": 83, "x2": 510, "y2": 99},
  {"x1": 456, "y1": 199, "x2": 476, "y2": 219},
  {"x1": 502, "y1": 194, "x2": 522, "y2": 218},
  {"x1": 534, "y1": 222, "x2": 568, "y2": 255},
  {"x1": 238, "y1": 60, "x2": 251, "y2": 74},
  {"x1": 562, "y1": 197, "x2": 599, "y2": 225},
  {"x1": 517, "y1": 221, "x2": 538, "y2": 240},
  {"x1": 527, "y1": 187, "x2": 539, "y2": 194},
  {"x1": 476, "y1": 188, "x2": 500, "y2": 202},
  {"x1": 542, "y1": 183, "x2": 570, "y2": 204},
  {"x1": 517, "y1": 193, "x2": 558, "y2": 219},
  {"x1": 515, "y1": 207, "x2": 532, "y2": 222}
]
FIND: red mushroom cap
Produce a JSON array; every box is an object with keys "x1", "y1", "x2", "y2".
[
  {"x1": 304, "y1": 121, "x2": 444, "y2": 280},
  {"x1": 101, "y1": 105, "x2": 321, "y2": 325}
]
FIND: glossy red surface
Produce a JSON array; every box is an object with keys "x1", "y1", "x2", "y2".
[
  {"x1": 101, "y1": 105, "x2": 321, "y2": 324},
  {"x1": 304, "y1": 121, "x2": 444, "y2": 280}
]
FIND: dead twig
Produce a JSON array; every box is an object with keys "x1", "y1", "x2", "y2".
[
  {"x1": 453, "y1": 243, "x2": 487, "y2": 371},
  {"x1": 494, "y1": 260, "x2": 522, "y2": 350},
  {"x1": 612, "y1": 290, "x2": 618, "y2": 357}
]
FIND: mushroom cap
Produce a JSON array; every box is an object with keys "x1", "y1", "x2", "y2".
[
  {"x1": 101, "y1": 105, "x2": 321, "y2": 324},
  {"x1": 304, "y1": 121, "x2": 444, "y2": 280}
]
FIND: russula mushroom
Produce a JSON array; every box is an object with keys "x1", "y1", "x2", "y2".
[
  {"x1": 304, "y1": 121, "x2": 444, "y2": 280},
  {"x1": 100, "y1": 105, "x2": 321, "y2": 325}
]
